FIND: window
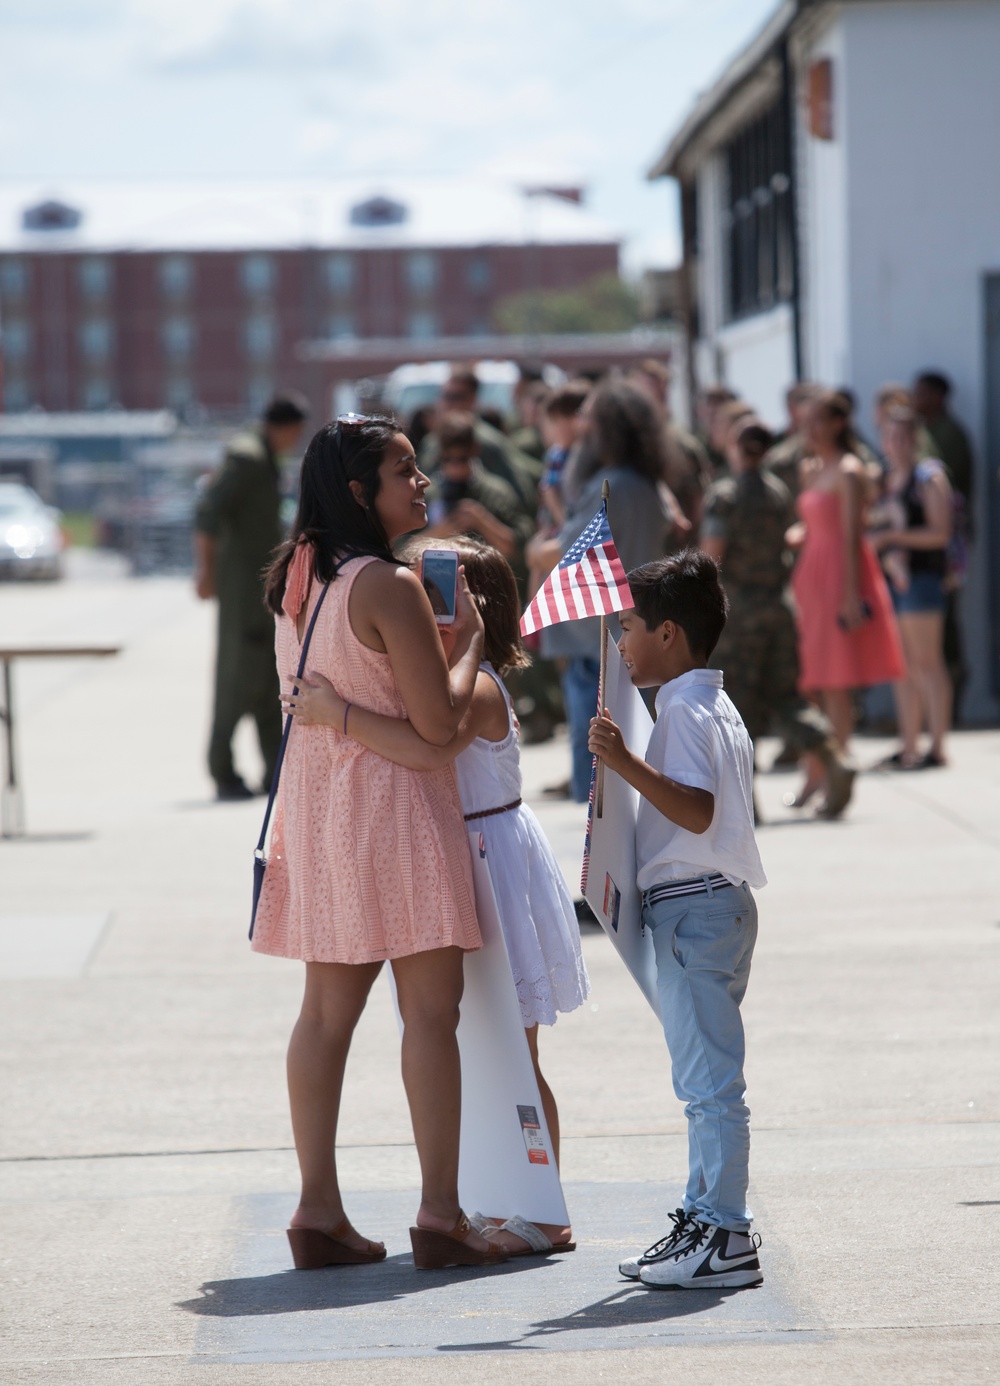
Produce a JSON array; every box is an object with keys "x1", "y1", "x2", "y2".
[
  {"x1": 723, "y1": 98, "x2": 794, "y2": 322},
  {"x1": 3, "y1": 378, "x2": 30, "y2": 411},
  {"x1": 406, "y1": 252, "x2": 438, "y2": 296},
  {"x1": 328, "y1": 312, "x2": 355, "y2": 340},
  {"x1": 166, "y1": 377, "x2": 195, "y2": 412},
  {"x1": 79, "y1": 256, "x2": 111, "y2": 299},
  {"x1": 245, "y1": 313, "x2": 276, "y2": 359},
  {"x1": 349, "y1": 196, "x2": 407, "y2": 227},
  {"x1": 247, "y1": 376, "x2": 273, "y2": 413},
  {"x1": 408, "y1": 310, "x2": 438, "y2": 340},
  {"x1": 466, "y1": 256, "x2": 491, "y2": 291},
  {"x1": 22, "y1": 199, "x2": 81, "y2": 231},
  {"x1": 2, "y1": 320, "x2": 30, "y2": 359},
  {"x1": 0, "y1": 258, "x2": 29, "y2": 300},
  {"x1": 160, "y1": 255, "x2": 193, "y2": 298},
  {"x1": 79, "y1": 319, "x2": 112, "y2": 361},
  {"x1": 242, "y1": 253, "x2": 275, "y2": 296},
  {"x1": 326, "y1": 253, "x2": 355, "y2": 296},
  {"x1": 162, "y1": 317, "x2": 194, "y2": 361},
  {"x1": 83, "y1": 378, "x2": 112, "y2": 410}
]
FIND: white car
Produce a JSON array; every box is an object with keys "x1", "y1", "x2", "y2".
[
  {"x1": 380, "y1": 359, "x2": 565, "y2": 421},
  {"x1": 0, "y1": 482, "x2": 65, "y2": 580}
]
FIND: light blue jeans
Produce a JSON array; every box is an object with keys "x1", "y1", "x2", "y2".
[
  {"x1": 642, "y1": 878, "x2": 758, "y2": 1233},
  {"x1": 561, "y1": 656, "x2": 601, "y2": 802}
]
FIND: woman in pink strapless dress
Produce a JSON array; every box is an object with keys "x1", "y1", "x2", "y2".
[
  {"x1": 790, "y1": 392, "x2": 905, "y2": 750},
  {"x1": 252, "y1": 415, "x2": 506, "y2": 1273}
]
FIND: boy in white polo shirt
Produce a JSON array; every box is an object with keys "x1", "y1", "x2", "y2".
[{"x1": 589, "y1": 549, "x2": 767, "y2": 1290}]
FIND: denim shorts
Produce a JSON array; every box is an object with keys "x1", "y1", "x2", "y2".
[{"x1": 892, "y1": 570, "x2": 946, "y2": 615}]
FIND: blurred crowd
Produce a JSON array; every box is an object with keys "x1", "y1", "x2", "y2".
[{"x1": 403, "y1": 359, "x2": 973, "y2": 817}]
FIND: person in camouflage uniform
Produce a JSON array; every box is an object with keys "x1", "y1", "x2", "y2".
[
  {"x1": 701, "y1": 421, "x2": 855, "y2": 819},
  {"x1": 194, "y1": 392, "x2": 308, "y2": 799}
]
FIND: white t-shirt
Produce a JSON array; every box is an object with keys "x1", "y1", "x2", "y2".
[{"x1": 635, "y1": 668, "x2": 767, "y2": 892}]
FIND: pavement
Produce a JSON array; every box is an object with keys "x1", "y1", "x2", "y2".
[{"x1": 1, "y1": 552, "x2": 998, "y2": 1384}]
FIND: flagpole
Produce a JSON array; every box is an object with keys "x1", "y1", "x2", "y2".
[{"x1": 595, "y1": 479, "x2": 610, "y2": 818}]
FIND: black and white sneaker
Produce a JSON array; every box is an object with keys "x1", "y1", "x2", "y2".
[
  {"x1": 619, "y1": 1207, "x2": 696, "y2": 1280},
  {"x1": 638, "y1": 1219, "x2": 763, "y2": 1290}
]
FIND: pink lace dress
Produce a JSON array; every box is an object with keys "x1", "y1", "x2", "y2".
[{"x1": 251, "y1": 553, "x2": 481, "y2": 964}]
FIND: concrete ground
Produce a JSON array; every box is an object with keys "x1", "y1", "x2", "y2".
[{"x1": 1, "y1": 553, "x2": 998, "y2": 1384}]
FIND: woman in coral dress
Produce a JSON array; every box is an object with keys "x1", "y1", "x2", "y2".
[
  {"x1": 790, "y1": 391, "x2": 905, "y2": 758},
  {"x1": 253, "y1": 415, "x2": 506, "y2": 1272}
]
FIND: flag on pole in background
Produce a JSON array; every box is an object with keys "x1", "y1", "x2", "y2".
[{"x1": 520, "y1": 501, "x2": 633, "y2": 636}]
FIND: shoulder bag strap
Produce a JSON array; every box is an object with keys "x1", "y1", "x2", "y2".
[{"x1": 252, "y1": 579, "x2": 331, "y2": 866}]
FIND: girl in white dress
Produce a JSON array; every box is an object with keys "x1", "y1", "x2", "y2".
[{"x1": 285, "y1": 536, "x2": 589, "y2": 1255}]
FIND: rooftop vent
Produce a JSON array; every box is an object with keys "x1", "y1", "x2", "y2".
[
  {"x1": 349, "y1": 196, "x2": 407, "y2": 228},
  {"x1": 22, "y1": 199, "x2": 83, "y2": 232}
]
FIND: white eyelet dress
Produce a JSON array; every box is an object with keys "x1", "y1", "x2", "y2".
[{"x1": 458, "y1": 664, "x2": 590, "y2": 1027}]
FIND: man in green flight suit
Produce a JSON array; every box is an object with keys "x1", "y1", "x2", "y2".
[
  {"x1": 194, "y1": 392, "x2": 309, "y2": 799},
  {"x1": 701, "y1": 420, "x2": 855, "y2": 820}
]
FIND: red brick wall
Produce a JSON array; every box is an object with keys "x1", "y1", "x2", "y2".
[{"x1": 0, "y1": 241, "x2": 619, "y2": 415}]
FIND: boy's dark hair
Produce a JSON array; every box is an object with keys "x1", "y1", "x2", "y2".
[
  {"x1": 627, "y1": 549, "x2": 729, "y2": 659},
  {"x1": 544, "y1": 385, "x2": 589, "y2": 419},
  {"x1": 437, "y1": 411, "x2": 476, "y2": 453}
]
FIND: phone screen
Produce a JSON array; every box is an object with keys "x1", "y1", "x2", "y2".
[{"x1": 421, "y1": 550, "x2": 459, "y2": 624}]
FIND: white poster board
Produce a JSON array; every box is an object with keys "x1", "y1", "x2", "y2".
[
  {"x1": 388, "y1": 831, "x2": 568, "y2": 1227},
  {"x1": 456, "y1": 831, "x2": 568, "y2": 1225},
  {"x1": 581, "y1": 634, "x2": 661, "y2": 1020}
]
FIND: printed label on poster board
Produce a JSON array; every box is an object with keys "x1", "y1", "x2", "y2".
[{"x1": 603, "y1": 873, "x2": 621, "y2": 932}]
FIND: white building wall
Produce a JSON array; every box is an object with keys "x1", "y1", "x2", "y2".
[
  {"x1": 841, "y1": 0, "x2": 1000, "y2": 720},
  {"x1": 797, "y1": 13, "x2": 851, "y2": 387},
  {"x1": 696, "y1": 153, "x2": 728, "y2": 344},
  {"x1": 716, "y1": 305, "x2": 795, "y2": 429}
]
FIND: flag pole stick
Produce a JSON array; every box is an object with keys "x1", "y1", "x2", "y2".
[{"x1": 595, "y1": 479, "x2": 611, "y2": 818}]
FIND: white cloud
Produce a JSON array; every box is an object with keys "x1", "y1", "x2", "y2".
[{"x1": 0, "y1": 0, "x2": 778, "y2": 269}]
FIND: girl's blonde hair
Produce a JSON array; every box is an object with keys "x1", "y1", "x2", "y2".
[{"x1": 401, "y1": 535, "x2": 531, "y2": 675}]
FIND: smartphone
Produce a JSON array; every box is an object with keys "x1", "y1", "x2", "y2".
[{"x1": 421, "y1": 549, "x2": 459, "y2": 625}]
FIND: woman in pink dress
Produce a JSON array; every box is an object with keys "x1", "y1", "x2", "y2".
[
  {"x1": 790, "y1": 392, "x2": 905, "y2": 766},
  {"x1": 253, "y1": 415, "x2": 507, "y2": 1272}
]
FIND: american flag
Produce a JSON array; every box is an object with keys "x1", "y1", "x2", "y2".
[{"x1": 520, "y1": 501, "x2": 633, "y2": 636}]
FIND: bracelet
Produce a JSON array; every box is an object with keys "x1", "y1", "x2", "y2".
[{"x1": 343, "y1": 702, "x2": 352, "y2": 737}]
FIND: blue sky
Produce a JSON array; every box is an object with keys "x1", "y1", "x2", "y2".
[{"x1": 0, "y1": 0, "x2": 778, "y2": 271}]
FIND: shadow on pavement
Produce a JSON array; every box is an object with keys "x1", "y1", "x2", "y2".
[
  {"x1": 0, "y1": 831, "x2": 95, "y2": 844},
  {"x1": 177, "y1": 1250, "x2": 554, "y2": 1318},
  {"x1": 437, "y1": 1281, "x2": 741, "y2": 1352}
]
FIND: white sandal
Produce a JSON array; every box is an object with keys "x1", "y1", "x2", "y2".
[{"x1": 492, "y1": 1214, "x2": 576, "y2": 1257}]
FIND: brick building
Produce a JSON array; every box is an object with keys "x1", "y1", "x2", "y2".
[{"x1": 0, "y1": 179, "x2": 620, "y2": 420}]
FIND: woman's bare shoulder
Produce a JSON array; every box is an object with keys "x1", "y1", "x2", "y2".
[
  {"x1": 353, "y1": 559, "x2": 423, "y2": 601},
  {"x1": 839, "y1": 453, "x2": 867, "y2": 477}
]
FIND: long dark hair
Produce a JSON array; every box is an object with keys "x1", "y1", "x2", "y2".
[
  {"x1": 264, "y1": 415, "x2": 402, "y2": 615},
  {"x1": 814, "y1": 390, "x2": 860, "y2": 455},
  {"x1": 574, "y1": 379, "x2": 669, "y2": 487}
]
